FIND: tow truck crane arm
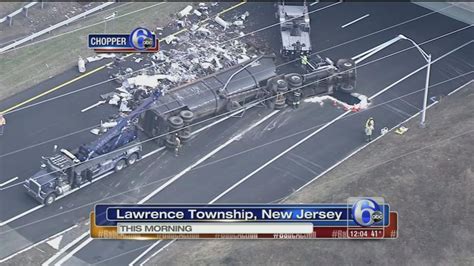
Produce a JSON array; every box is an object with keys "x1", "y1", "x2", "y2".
[{"x1": 76, "y1": 89, "x2": 162, "y2": 161}]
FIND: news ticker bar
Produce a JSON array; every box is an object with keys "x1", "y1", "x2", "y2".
[
  {"x1": 117, "y1": 223, "x2": 314, "y2": 234},
  {"x1": 90, "y1": 212, "x2": 398, "y2": 239}
]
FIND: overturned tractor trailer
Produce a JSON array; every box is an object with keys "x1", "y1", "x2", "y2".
[
  {"x1": 24, "y1": 55, "x2": 355, "y2": 205},
  {"x1": 140, "y1": 55, "x2": 356, "y2": 149}
]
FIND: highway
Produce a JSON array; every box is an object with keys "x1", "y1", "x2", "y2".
[{"x1": 0, "y1": 2, "x2": 472, "y2": 265}]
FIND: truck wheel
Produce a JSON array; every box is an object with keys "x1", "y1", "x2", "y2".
[
  {"x1": 178, "y1": 129, "x2": 191, "y2": 143},
  {"x1": 168, "y1": 116, "x2": 184, "y2": 129},
  {"x1": 179, "y1": 110, "x2": 194, "y2": 124},
  {"x1": 44, "y1": 193, "x2": 56, "y2": 206},
  {"x1": 115, "y1": 159, "x2": 127, "y2": 171},
  {"x1": 287, "y1": 74, "x2": 303, "y2": 87},
  {"x1": 165, "y1": 135, "x2": 178, "y2": 149},
  {"x1": 127, "y1": 153, "x2": 139, "y2": 165}
]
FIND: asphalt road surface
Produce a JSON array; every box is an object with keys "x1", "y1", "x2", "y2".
[{"x1": 0, "y1": 2, "x2": 472, "y2": 265}]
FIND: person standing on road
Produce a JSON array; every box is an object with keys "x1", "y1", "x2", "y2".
[
  {"x1": 174, "y1": 134, "x2": 182, "y2": 157},
  {"x1": 301, "y1": 55, "x2": 309, "y2": 72},
  {"x1": 0, "y1": 114, "x2": 6, "y2": 136},
  {"x1": 292, "y1": 89, "x2": 302, "y2": 109},
  {"x1": 365, "y1": 117, "x2": 375, "y2": 142}
]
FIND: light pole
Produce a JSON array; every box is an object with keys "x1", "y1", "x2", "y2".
[{"x1": 398, "y1": 34, "x2": 432, "y2": 127}]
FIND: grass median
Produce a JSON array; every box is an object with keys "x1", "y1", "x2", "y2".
[{"x1": 0, "y1": 2, "x2": 189, "y2": 101}]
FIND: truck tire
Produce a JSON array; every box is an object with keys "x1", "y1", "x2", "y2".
[
  {"x1": 168, "y1": 116, "x2": 184, "y2": 129},
  {"x1": 178, "y1": 129, "x2": 191, "y2": 143},
  {"x1": 44, "y1": 193, "x2": 56, "y2": 206},
  {"x1": 179, "y1": 110, "x2": 194, "y2": 124},
  {"x1": 165, "y1": 135, "x2": 178, "y2": 149},
  {"x1": 115, "y1": 159, "x2": 127, "y2": 171},
  {"x1": 274, "y1": 101, "x2": 286, "y2": 110},
  {"x1": 287, "y1": 74, "x2": 303, "y2": 88},
  {"x1": 276, "y1": 79, "x2": 288, "y2": 92},
  {"x1": 127, "y1": 153, "x2": 139, "y2": 165}
]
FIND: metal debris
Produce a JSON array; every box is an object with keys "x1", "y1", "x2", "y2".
[{"x1": 102, "y1": 7, "x2": 264, "y2": 118}]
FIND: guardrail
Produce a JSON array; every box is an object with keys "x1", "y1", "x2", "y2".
[
  {"x1": 0, "y1": 2, "x2": 115, "y2": 53},
  {"x1": 0, "y1": 2, "x2": 38, "y2": 24}
]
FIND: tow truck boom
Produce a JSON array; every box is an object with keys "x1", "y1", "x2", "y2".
[{"x1": 76, "y1": 89, "x2": 162, "y2": 161}]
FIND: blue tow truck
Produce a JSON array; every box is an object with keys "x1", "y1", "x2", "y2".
[{"x1": 23, "y1": 90, "x2": 161, "y2": 205}]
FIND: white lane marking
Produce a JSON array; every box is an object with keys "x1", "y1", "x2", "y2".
[
  {"x1": 138, "y1": 240, "x2": 175, "y2": 266},
  {"x1": 0, "y1": 205, "x2": 44, "y2": 227},
  {"x1": 80, "y1": 101, "x2": 106, "y2": 113},
  {"x1": 0, "y1": 181, "x2": 24, "y2": 190},
  {"x1": 0, "y1": 176, "x2": 18, "y2": 187},
  {"x1": 310, "y1": 1, "x2": 319, "y2": 6},
  {"x1": 448, "y1": 79, "x2": 473, "y2": 96},
  {"x1": 56, "y1": 110, "x2": 280, "y2": 265},
  {"x1": 341, "y1": 14, "x2": 370, "y2": 28},
  {"x1": 0, "y1": 171, "x2": 113, "y2": 226},
  {"x1": 130, "y1": 241, "x2": 162, "y2": 266},
  {"x1": 0, "y1": 225, "x2": 78, "y2": 263},
  {"x1": 50, "y1": 233, "x2": 91, "y2": 266}
]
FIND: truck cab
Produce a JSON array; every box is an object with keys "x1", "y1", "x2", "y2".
[
  {"x1": 278, "y1": 1, "x2": 312, "y2": 58},
  {"x1": 24, "y1": 143, "x2": 141, "y2": 205}
]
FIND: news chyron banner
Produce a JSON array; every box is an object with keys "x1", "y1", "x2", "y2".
[{"x1": 91, "y1": 198, "x2": 398, "y2": 239}]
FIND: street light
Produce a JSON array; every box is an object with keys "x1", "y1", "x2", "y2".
[{"x1": 398, "y1": 34, "x2": 432, "y2": 127}]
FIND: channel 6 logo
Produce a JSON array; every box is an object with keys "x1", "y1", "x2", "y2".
[
  {"x1": 130, "y1": 28, "x2": 154, "y2": 50},
  {"x1": 351, "y1": 198, "x2": 383, "y2": 226}
]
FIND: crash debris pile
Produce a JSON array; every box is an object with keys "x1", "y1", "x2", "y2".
[{"x1": 88, "y1": 3, "x2": 264, "y2": 135}]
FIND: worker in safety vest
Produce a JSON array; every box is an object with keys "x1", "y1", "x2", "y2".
[
  {"x1": 292, "y1": 89, "x2": 302, "y2": 109},
  {"x1": 365, "y1": 117, "x2": 375, "y2": 142},
  {"x1": 301, "y1": 55, "x2": 309, "y2": 71},
  {"x1": 174, "y1": 133, "x2": 182, "y2": 157},
  {"x1": 0, "y1": 114, "x2": 6, "y2": 136}
]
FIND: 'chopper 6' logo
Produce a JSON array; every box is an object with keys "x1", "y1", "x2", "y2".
[
  {"x1": 351, "y1": 198, "x2": 383, "y2": 226},
  {"x1": 88, "y1": 27, "x2": 158, "y2": 53}
]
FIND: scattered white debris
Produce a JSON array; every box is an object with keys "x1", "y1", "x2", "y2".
[
  {"x1": 81, "y1": 100, "x2": 106, "y2": 113},
  {"x1": 215, "y1": 15, "x2": 230, "y2": 29},
  {"x1": 240, "y1": 11, "x2": 249, "y2": 20},
  {"x1": 90, "y1": 128, "x2": 101, "y2": 135},
  {"x1": 47, "y1": 235, "x2": 63, "y2": 250},
  {"x1": 134, "y1": 57, "x2": 143, "y2": 63},
  {"x1": 193, "y1": 9, "x2": 202, "y2": 17},
  {"x1": 109, "y1": 94, "x2": 121, "y2": 105},
  {"x1": 127, "y1": 74, "x2": 161, "y2": 88},
  {"x1": 164, "y1": 35, "x2": 179, "y2": 44},
  {"x1": 395, "y1": 126, "x2": 408, "y2": 135},
  {"x1": 177, "y1": 5, "x2": 193, "y2": 18},
  {"x1": 233, "y1": 20, "x2": 244, "y2": 26},
  {"x1": 86, "y1": 53, "x2": 116, "y2": 63},
  {"x1": 101, "y1": 121, "x2": 118, "y2": 128},
  {"x1": 119, "y1": 100, "x2": 132, "y2": 112}
]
